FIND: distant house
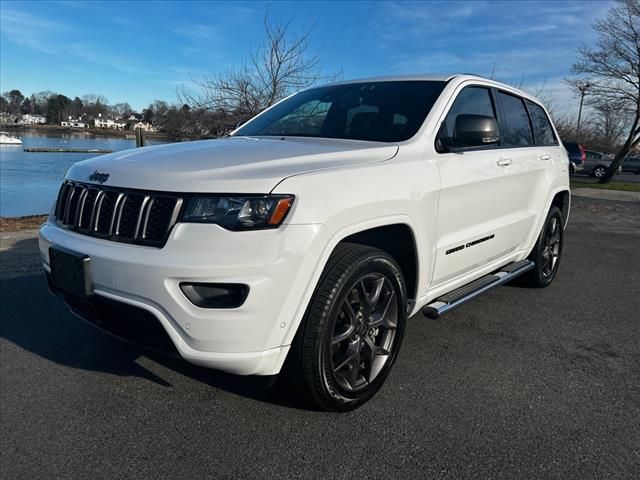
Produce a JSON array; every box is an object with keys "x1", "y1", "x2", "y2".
[
  {"x1": 20, "y1": 114, "x2": 47, "y2": 125},
  {"x1": 94, "y1": 114, "x2": 126, "y2": 130},
  {"x1": 0, "y1": 112, "x2": 17, "y2": 124},
  {"x1": 131, "y1": 121, "x2": 157, "y2": 132},
  {"x1": 61, "y1": 117, "x2": 87, "y2": 128},
  {"x1": 128, "y1": 114, "x2": 142, "y2": 121}
]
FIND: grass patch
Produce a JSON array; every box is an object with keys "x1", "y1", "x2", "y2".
[{"x1": 570, "y1": 180, "x2": 640, "y2": 193}]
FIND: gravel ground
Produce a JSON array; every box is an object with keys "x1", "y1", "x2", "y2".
[{"x1": 1, "y1": 195, "x2": 639, "y2": 479}]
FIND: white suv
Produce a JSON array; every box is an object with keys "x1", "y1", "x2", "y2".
[{"x1": 40, "y1": 74, "x2": 570, "y2": 411}]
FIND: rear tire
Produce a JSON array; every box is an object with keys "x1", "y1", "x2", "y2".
[
  {"x1": 285, "y1": 243, "x2": 407, "y2": 412},
  {"x1": 519, "y1": 206, "x2": 564, "y2": 288},
  {"x1": 593, "y1": 166, "x2": 606, "y2": 178}
]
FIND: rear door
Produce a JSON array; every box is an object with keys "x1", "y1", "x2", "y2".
[
  {"x1": 523, "y1": 98, "x2": 563, "y2": 242},
  {"x1": 492, "y1": 92, "x2": 555, "y2": 253}
]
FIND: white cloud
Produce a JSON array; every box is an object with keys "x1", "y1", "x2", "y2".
[
  {"x1": 0, "y1": 7, "x2": 158, "y2": 76},
  {"x1": 0, "y1": 9, "x2": 66, "y2": 54}
]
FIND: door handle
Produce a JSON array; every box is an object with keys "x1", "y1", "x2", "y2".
[
  {"x1": 497, "y1": 158, "x2": 512, "y2": 166},
  {"x1": 539, "y1": 154, "x2": 551, "y2": 161}
]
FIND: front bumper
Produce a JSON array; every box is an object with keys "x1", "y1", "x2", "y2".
[{"x1": 40, "y1": 219, "x2": 330, "y2": 375}]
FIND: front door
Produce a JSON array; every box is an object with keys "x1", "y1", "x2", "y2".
[{"x1": 431, "y1": 85, "x2": 518, "y2": 285}]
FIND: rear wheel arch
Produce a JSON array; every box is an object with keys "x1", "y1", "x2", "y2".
[{"x1": 551, "y1": 189, "x2": 570, "y2": 227}]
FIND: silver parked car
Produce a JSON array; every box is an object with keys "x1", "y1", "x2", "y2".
[{"x1": 583, "y1": 150, "x2": 617, "y2": 178}]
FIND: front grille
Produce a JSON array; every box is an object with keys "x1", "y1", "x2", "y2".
[{"x1": 54, "y1": 181, "x2": 182, "y2": 247}]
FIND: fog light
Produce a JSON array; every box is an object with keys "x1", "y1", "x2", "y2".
[{"x1": 180, "y1": 283, "x2": 249, "y2": 308}]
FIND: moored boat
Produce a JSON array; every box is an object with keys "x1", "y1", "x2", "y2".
[{"x1": 0, "y1": 132, "x2": 22, "y2": 145}]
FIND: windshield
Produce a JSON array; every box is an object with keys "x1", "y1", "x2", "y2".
[{"x1": 234, "y1": 81, "x2": 446, "y2": 142}]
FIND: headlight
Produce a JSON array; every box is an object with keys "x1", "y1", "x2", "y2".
[{"x1": 181, "y1": 195, "x2": 294, "y2": 230}]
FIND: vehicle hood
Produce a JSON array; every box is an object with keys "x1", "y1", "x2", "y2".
[{"x1": 66, "y1": 136, "x2": 398, "y2": 193}]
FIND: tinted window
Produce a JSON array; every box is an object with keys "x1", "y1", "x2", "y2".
[
  {"x1": 441, "y1": 87, "x2": 496, "y2": 146},
  {"x1": 261, "y1": 100, "x2": 331, "y2": 137},
  {"x1": 497, "y1": 91, "x2": 533, "y2": 147},
  {"x1": 525, "y1": 100, "x2": 557, "y2": 146},
  {"x1": 235, "y1": 81, "x2": 446, "y2": 142}
]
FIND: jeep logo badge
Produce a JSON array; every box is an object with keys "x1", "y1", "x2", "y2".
[{"x1": 89, "y1": 170, "x2": 110, "y2": 184}]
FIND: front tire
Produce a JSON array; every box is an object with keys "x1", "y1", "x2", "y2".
[
  {"x1": 286, "y1": 243, "x2": 407, "y2": 412},
  {"x1": 519, "y1": 206, "x2": 564, "y2": 288}
]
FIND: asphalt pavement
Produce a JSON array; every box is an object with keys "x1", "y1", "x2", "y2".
[{"x1": 1, "y1": 196, "x2": 639, "y2": 479}]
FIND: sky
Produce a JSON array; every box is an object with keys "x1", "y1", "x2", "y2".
[{"x1": 0, "y1": 0, "x2": 614, "y2": 113}]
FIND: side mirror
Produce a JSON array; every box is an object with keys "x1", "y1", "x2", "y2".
[{"x1": 454, "y1": 114, "x2": 500, "y2": 148}]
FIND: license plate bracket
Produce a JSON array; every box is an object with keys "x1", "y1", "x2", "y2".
[{"x1": 49, "y1": 247, "x2": 93, "y2": 297}]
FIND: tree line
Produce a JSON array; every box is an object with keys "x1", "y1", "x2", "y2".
[
  {"x1": 0, "y1": 89, "x2": 245, "y2": 139},
  {"x1": 1, "y1": 90, "x2": 119, "y2": 123}
]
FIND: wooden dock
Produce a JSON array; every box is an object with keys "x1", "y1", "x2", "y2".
[{"x1": 24, "y1": 147, "x2": 113, "y2": 154}]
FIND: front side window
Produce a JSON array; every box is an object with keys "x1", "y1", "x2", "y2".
[
  {"x1": 497, "y1": 91, "x2": 533, "y2": 147},
  {"x1": 525, "y1": 100, "x2": 557, "y2": 146},
  {"x1": 440, "y1": 86, "x2": 496, "y2": 147},
  {"x1": 234, "y1": 81, "x2": 446, "y2": 142}
]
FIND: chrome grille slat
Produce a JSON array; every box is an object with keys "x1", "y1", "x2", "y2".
[
  {"x1": 63, "y1": 185, "x2": 77, "y2": 224},
  {"x1": 135, "y1": 196, "x2": 151, "y2": 239},
  {"x1": 74, "y1": 187, "x2": 89, "y2": 228},
  {"x1": 53, "y1": 181, "x2": 181, "y2": 248},
  {"x1": 113, "y1": 193, "x2": 126, "y2": 236},
  {"x1": 79, "y1": 188, "x2": 100, "y2": 231},
  {"x1": 89, "y1": 190, "x2": 101, "y2": 230},
  {"x1": 91, "y1": 190, "x2": 106, "y2": 232},
  {"x1": 140, "y1": 197, "x2": 155, "y2": 240},
  {"x1": 55, "y1": 183, "x2": 72, "y2": 220},
  {"x1": 110, "y1": 192, "x2": 126, "y2": 236}
]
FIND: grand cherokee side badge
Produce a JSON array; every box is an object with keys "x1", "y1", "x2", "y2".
[{"x1": 89, "y1": 170, "x2": 110, "y2": 184}]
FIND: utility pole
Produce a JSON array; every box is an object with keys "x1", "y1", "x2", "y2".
[{"x1": 576, "y1": 82, "x2": 591, "y2": 135}]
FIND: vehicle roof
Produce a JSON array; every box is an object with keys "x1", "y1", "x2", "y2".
[
  {"x1": 325, "y1": 73, "x2": 458, "y2": 84},
  {"x1": 318, "y1": 74, "x2": 546, "y2": 107}
]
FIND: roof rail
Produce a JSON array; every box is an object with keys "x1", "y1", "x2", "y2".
[{"x1": 461, "y1": 73, "x2": 493, "y2": 80}]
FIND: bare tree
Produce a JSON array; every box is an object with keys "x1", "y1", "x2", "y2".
[
  {"x1": 179, "y1": 12, "x2": 336, "y2": 122},
  {"x1": 590, "y1": 102, "x2": 629, "y2": 150},
  {"x1": 568, "y1": 0, "x2": 640, "y2": 183},
  {"x1": 111, "y1": 102, "x2": 133, "y2": 118}
]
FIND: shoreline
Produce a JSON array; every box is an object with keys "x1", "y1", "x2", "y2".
[
  {"x1": 0, "y1": 123, "x2": 174, "y2": 140},
  {"x1": 0, "y1": 215, "x2": 48, "y2": 233}
]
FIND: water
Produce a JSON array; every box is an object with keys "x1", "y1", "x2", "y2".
[{"x1": 0, "y1": 131, "x2": 168, "y2": 217}]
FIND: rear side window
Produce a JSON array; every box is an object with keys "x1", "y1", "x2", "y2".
[
  {"x1": 525, "y1": 100, "x2": 557, "y2": 146},
  {"x1": 497, "y1": 91, "x2": 533, "y2": 147},
  {"x1": 441, "y1": 86, "x2": 496, "y2": 145}
]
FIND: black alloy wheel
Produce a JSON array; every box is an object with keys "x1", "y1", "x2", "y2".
[
  {"x1": 285, "y1": 243, "x2": 407, "y2": 411},
  {"x1": 330, "y1": 273, "x2": 398, "y2": 392},
  {"x1": 519, "y1": 206, "x2": 564, "y2": 288}
]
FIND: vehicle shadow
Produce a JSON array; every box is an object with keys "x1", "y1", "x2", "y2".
[{"x1": 0, "y1": 238, "x2": 305, "y2": 409}]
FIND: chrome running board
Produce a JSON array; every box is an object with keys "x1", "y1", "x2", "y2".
[{"x1": 422, "y1": 260, "x2": 534, "y2": 319}]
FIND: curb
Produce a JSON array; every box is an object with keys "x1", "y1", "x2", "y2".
[{"x1": 571, "y1": 188, "x2": 640, "y2": 203}]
